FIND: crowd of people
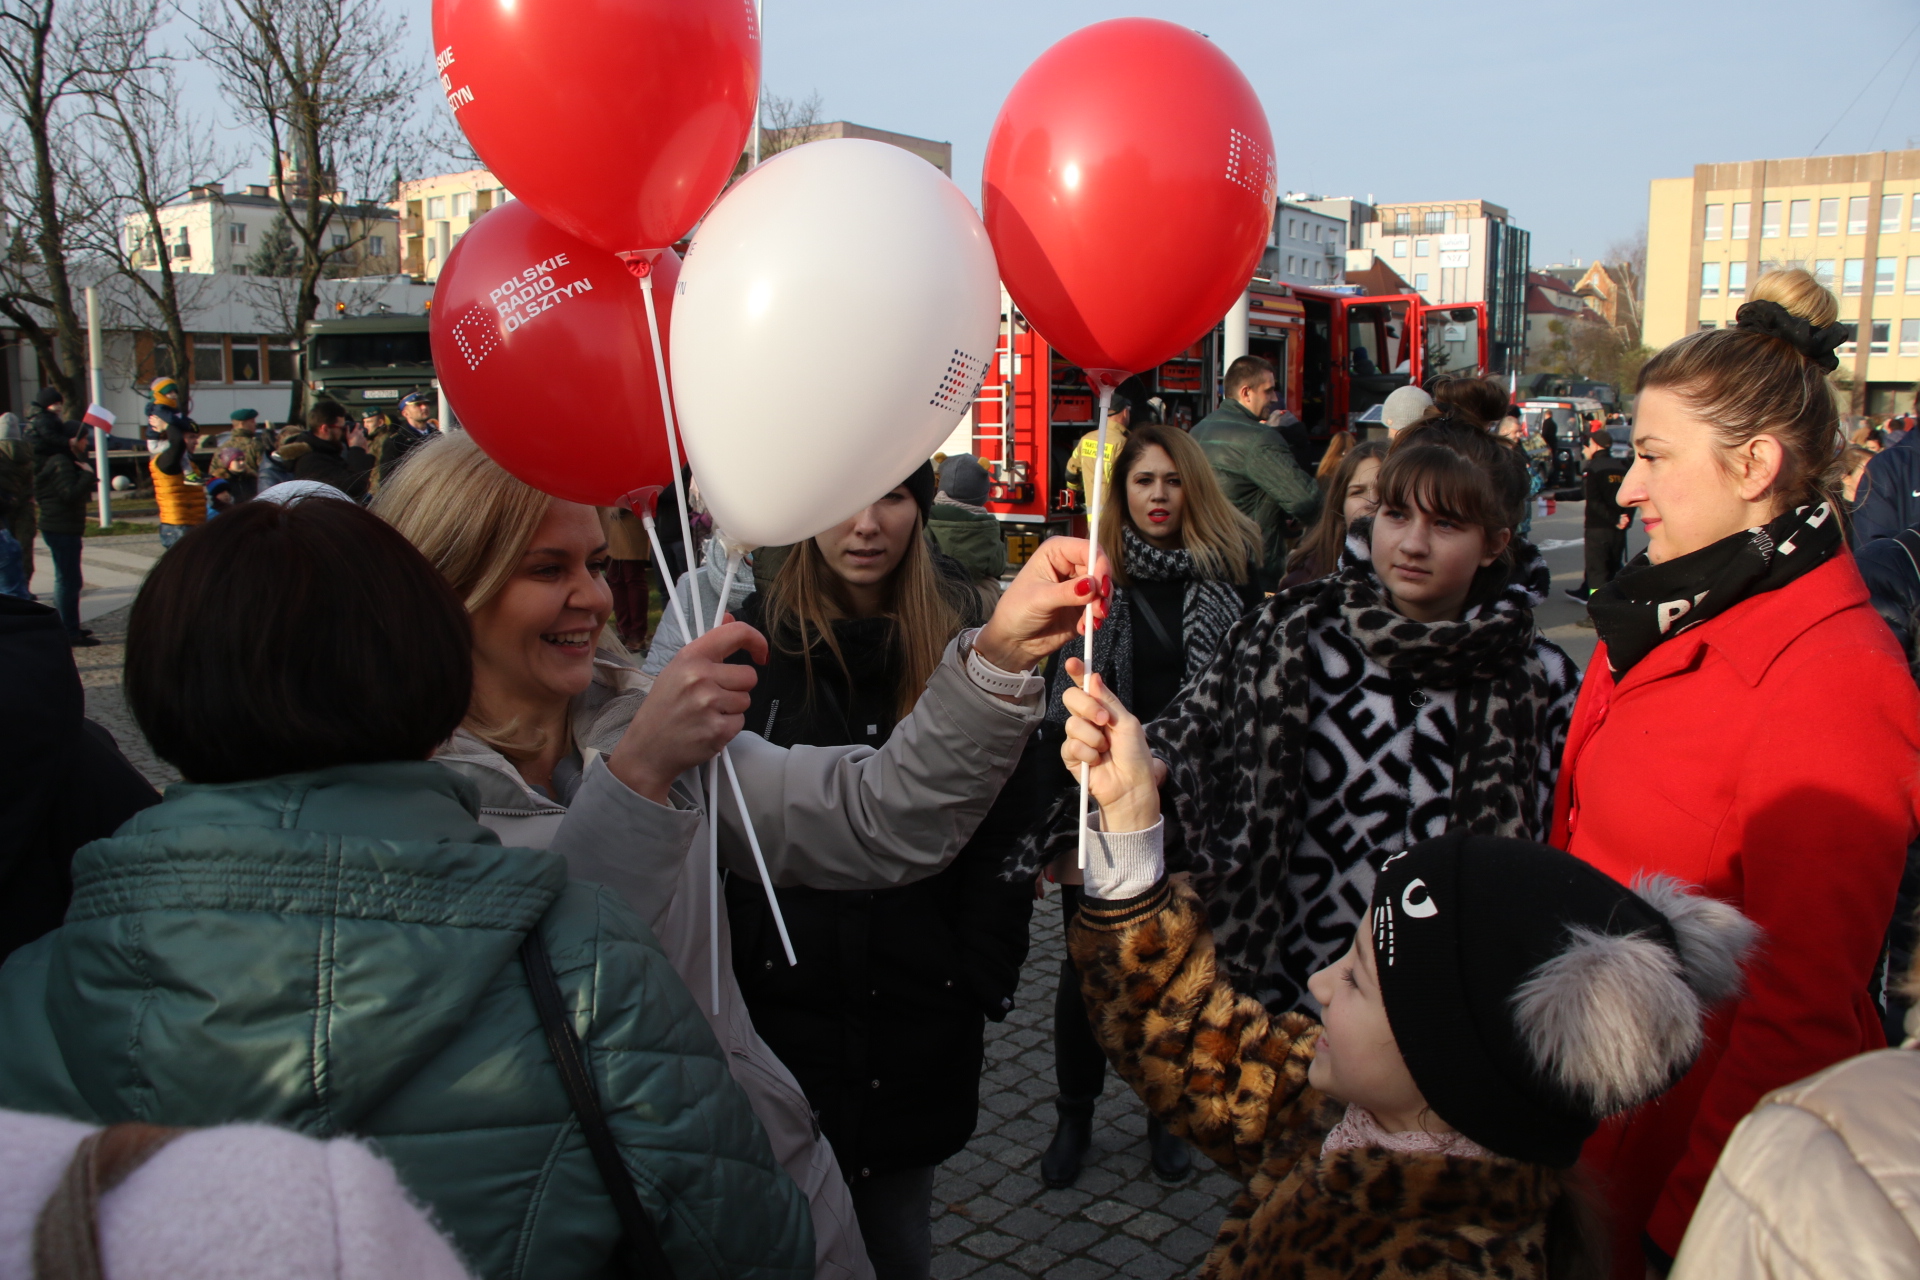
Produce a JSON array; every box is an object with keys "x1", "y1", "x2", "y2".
[{"x1": 1, "y1": 266, "x2": 1918, "y2": 1280}]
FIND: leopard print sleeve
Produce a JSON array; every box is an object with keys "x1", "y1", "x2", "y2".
[{"x1": 1068, "y1": 877, "x2": 1328, "y2": 1185}]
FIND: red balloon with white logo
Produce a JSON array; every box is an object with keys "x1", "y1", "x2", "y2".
[
  {"x1": 982, "y1": 19, "x2": 1275, "y2": 380},
  {"x1": 432, "y1": 0, "x2": 758, "y2": 256},
  {"x1": 430, "y1": 198, "x2": 678, "y2": 504}
]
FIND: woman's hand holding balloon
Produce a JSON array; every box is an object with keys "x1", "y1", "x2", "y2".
[
  {"x1": 974, "y1": 536, "x2": 1107, "y2": 677},
  {"x1": 607, "y1": 621, "x2": 767, "y2": 804},
  {"x1": 1059, "y1": 658, "x2": 1160, "y2": 834}
]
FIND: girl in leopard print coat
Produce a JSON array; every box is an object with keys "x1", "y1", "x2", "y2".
[{"x1": 1055, "y1": 669, "x2": 1756, "y2": 1280}]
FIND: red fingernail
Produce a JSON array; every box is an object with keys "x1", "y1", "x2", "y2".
[
  {"x1": 1075, "y1": 578, "x2": 1093, "y2": 597},
  {"x1": 1101, "y1": 575, "x2": 1113, "y2": 596}
]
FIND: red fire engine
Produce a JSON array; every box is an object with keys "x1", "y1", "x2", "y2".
[{"x1": 969, "y1": 283, "x2": 1488, "y2": 552}]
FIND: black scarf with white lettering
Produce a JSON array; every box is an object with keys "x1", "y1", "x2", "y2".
[{"x1": 1588, "y1": 500, "x2": 1843, "y2": 677}]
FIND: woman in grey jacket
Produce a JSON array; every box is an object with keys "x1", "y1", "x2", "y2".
[{"x1": 373, "y1": 436, "x2": 1096, "y2": 1280}]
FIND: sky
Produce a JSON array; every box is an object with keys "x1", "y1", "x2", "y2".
[{"x1": 201, "y1": 0, "x2": 1920, "y2": 270}]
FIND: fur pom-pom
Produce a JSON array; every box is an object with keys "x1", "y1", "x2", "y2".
[
  {"x1": 1631, "y1": 874, "x2": 1759, "y2": 1006},
  {"x1": 1510, "y1": 928, "x2": 1704, "y2": 1116}
]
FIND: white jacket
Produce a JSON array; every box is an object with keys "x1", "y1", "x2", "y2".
[
  {"x1": 1672, "y1": 1048, "x2": 1920, "y2": 1280},
  {"x1": 433, "y1": 636, "x2": 1042, "y2": 1280}
]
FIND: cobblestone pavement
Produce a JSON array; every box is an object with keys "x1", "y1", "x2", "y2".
[
  {"x1": 930, "y1": 902, "x2": 1238, "y2": 1280},
  {"x1": 75, "y1": 600, "x2": 181, "y2": 789}
]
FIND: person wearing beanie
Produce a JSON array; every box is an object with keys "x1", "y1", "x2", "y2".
[
  {"x1": 144, "y1": 377, "x2": 192, "y2": 457},
  {"x1": 1054, "y1": 665, "x2": 1756, "y2": 1278},
  {"x1": 1380, "y1": 384, "x2": 1435, "y2": 435},
  {"x1": 0, "y1": 1109, "x2": 474, "y2": 1280},
  {"x1": 928, "y1": 453, "x2": 1007, "y2": 589},
  {"x1": 25, "y1": 387, "x2": 94, "y2": 645}
]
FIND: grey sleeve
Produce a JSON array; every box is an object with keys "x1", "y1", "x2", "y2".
[
  {"x1": 639, "y1": 561, "x2": 757, "y2": 676},
  {"x1": 708, "y1": 636, "x2": 1043, "y2": 892},
  {"x1": 547, "y1": 753, "x2": 702, "y2": 934}
]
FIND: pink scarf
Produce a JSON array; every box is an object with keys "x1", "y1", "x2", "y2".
[{"x1": 1320, "y1": 1103, "x2": 1492, "y2": 1159}]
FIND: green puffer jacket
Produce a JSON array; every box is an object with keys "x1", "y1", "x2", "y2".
[
  {"x1": 1190, "y1": 400, "x2": 1321, "y2": 576},
  {"x1": 927, "y1": 499, "x2": 1006, "y2": 584},
  {"x1": 0, "y1": 762, "x2": 813, "y2": 1280}
]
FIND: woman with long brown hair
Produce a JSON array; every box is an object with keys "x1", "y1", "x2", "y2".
[
  {"x1": 726, "y1": 462, "x2": 1039, "y2": 1280},
  {"x1": 1280, "y1": 438, "x2": 1389, "y2": 590},
  {"x1": 1551, "y1": 267, "x2": 1920, "y2": 1275}
]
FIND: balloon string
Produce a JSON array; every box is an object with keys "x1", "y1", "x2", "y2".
[
  {"x1": 639, "y1": 273, "x2": 704, "y2": 635},
  {"x1": 707, "y1": 758, "x2": 721, "y2": 1012},
  {"x1": 1076, "y1": 382, "x2": 1114, "y2": 871}
]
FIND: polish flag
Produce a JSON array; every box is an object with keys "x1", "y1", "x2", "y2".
[{"x1": 83, "y1": 403, "x2": 115, "y2": 432}]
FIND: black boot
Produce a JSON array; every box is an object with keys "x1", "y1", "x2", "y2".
[
  {"x1": 1146, "y1": 1115, "x2": 1191, "y2": 1182},
  {"x1": 1041, "y1": 1096, "x2": 1096, "y2": 1189}
]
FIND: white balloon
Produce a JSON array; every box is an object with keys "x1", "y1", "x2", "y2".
[{"x1": 671, "y1": 138, "x2": 1001, "y2": 548}]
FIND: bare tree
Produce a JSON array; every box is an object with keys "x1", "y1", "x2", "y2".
[
  {"x1": 191, "y1": 0, "x2": 428, "y2": 413},
  {"x1": 1602, "y1": 228, "x2": 1647, "y2": 348},
  {"x1": 0, "y1": 0, "x2": 153, "y2": 407},
  {"x1": 758, "y1": 89, "x2": 824, "y2": 160},
  {"x1": 75, "y1": 50, "x2": 231, "y2": 402}
]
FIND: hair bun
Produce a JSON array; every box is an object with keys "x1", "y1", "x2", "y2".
[{"x1": 1733, "y1": 299, "x2": 1851, "y2": 372}]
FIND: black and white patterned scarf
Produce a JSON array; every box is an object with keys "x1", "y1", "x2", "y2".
[{"x1": 1041, "y1": 526, "x2": 1245, "y2": 725}]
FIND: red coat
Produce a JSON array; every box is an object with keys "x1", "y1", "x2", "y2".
[{"x1": 1551, "y1": 552, "x2": 1920, "y2": 1273}]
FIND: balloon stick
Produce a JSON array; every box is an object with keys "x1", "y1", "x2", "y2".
[
  {"x1": 638, "y1": 271, "x2": 703, "y2": 631},
  {"x1": 1076, "y1": 381, "x2": 1115, "y2": 871},
  {"x1": 636, "y1": 514, "x2": 800, "y2": 973},
  {"x1": 712, "y1": 548, "x2": 743, "y2": 633},
  {"x1": 640, "y1": 513, "x2": 694, "y2": 640},
  {"x1": 707, "y1": 759, "x2": 721, "y2": 1012}
]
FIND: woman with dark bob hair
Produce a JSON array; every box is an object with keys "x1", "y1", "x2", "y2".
[
  {"x1": 0, "y1": 497, "x2": 817, "y2": 1280},
  {"x1": 1551, "y1": 267, "x2": 1920, "y2": 1275}
]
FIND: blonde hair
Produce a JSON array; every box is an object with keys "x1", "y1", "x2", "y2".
[
  {"x1": 761, "y1": 505, "x2": 961, "y2": 722},
  {"x1": 371, "y1": 432, "x2": 621, "y2": 761},
  {"x1": 1099, "y1": 423, "x2": 1261, "y2": 585},
  {"x1": 1749, "y1": 266, "x2": 1840, "y2": 327}
]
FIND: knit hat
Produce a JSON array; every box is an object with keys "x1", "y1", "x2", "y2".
[
  {"x1": 1381, "y1": 385, "x2": 1433, "y2": 431},
  {"x1": 1370, "y1": 833, "x2": 1756, "y2": 1168},
  {"x1": 231, "y1": 408, "x2": 259, "y2": 421},
  {"x1": 151, "y1": 376, "x2": 181, "y2": 408},
  {"x1": 902, "y1": 460, "x2": 937, "y2": 522},
  {"x1": 31, "y1": 386, "x2": 63, "y2": 409},
  {"x1": 939, "y1": 454, "x2": 991, "y2": 505}
]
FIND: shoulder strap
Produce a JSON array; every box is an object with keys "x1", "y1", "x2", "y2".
[
  {"x1": 1130, "y1": 588, "x2": 1180, "y2": 654},
  {"x1": 521, "y1": 933, "x2": 676, "y2": 1280},
  {"x1": 34, "y1": 1123, "x2": 184, "y2": 1280}
]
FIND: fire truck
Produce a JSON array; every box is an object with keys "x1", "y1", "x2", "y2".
[{"x1": 969, "y1": 283, "x2": 1488, "y2": 554}]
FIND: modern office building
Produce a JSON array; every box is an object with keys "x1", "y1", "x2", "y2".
[
  {"x1": 124, "y1": 180, "x2": 400, "y2": 278},
  {"x1": 1645, "y1": 148, "x2": 1920, "y2": 413}
]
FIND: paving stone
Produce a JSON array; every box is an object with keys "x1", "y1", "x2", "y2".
[
  {"x1": 1046, "y1": 1259, "x2": 1117, "y2": 1280},
  {"x1": 993, "y1": 1206, "x2": 1059, "y2": 1241},
  {"x1": 931, "y1": 1215, "x2": 975, "y2": 1247},
  {"x1": 972, "y1": 1265, "x2": 1026, "y2": 1280},
  {"x1": 1120, "y1": 1251, "x2": 1181, "y2": 1280},
  {"x1": 1156, "y1": 1225, "x2": 1214, "y2": 1261},
  {"x1": 961, "y1": 1195, "x2": 1015, "y2": 1225},
  {"x1": 1091, "y1": 1234, "x2": 1154, "y2": 1267},
  {"x1": 1114, "y1": 1177, "x2": 1172, "y2": 1208},
  {"x1": 1007, "y1": 1244, "x2": 1064, "y2": 1275},
  {"x1": 961, "y1": 1232, "x2": 1021, "y2": 1259},
  {"x1": 1121, "y1": 1209, "x2": 1177, "y2": 1241},
  {"x1": 1080, "y1": 1198, "x2": 1141, "y2": 1226},
  {"x1": 1157, "y1": 1188, "x2": 1216, "y2": 1220},
  {"x1": 930, "y1": 1251, "x2": 987, "y2": 1280}
]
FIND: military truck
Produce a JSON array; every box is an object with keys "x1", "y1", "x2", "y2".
[{"x1": 303, "y1": 315, "x2": 435, "y2": 419}]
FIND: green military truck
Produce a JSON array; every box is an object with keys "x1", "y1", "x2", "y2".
[{"x1": 304, "y1": 315, "x2": 437, "y2": 419}]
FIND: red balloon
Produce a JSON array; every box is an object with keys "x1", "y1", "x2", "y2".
[
  {"x1": 432, "y1": 0, "x2": 758, "y2": 255},
  {"x1": 982, "y1": 19, "x2": 1275, "y2": 380},
  {"x1": 431, "y1": 199, "x2": 679, "y2": 505}
]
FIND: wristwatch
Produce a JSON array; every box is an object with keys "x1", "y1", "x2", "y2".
[{"x1": 962, "y1": 628, "x2": 1047, "y2": 699}]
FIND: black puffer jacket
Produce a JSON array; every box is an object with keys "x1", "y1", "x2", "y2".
[
  {"x1": 29, "y1": 411, "x2": 89, "y2": 536},
  {"x1": 285, "y1": 430, "x2": 374, "y2": 500},
  {"x1": 725, "y1": 590, "x2": 1039, "y2": 1180}
]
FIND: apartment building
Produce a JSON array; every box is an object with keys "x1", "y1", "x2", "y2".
[
  {"x1": 1263, "y1": 199, "x2": 1349, "y2": 289},
  {"x1": 1646, "y1": 148, "x2": 1920, "y2": 413},
  {"x1": 394, "y1": 168, "x2": 514, "y2": 282},
  {"x1": 123, "y1": 181, "x2": 400, "y2": 277}
]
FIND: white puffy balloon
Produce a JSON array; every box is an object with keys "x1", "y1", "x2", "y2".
[{"x1": 671, "y1": 138, "x2": 1001, "y2": 548}]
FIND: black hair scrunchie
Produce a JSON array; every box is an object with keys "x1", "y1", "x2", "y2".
[{"x1": 1733, "y1": 299, "x2": 1852, "y2": 372}]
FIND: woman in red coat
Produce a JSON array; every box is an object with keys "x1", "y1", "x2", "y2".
[{"x1": 1552, "y1": 268, "x2": 1920, "y2": 1276}]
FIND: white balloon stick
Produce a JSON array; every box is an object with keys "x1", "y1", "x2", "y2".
[
  {"x1": 641, "y1": 514, "x2": 694, "y2": 640},
  {"x1": 722, "y1": 749, "x2": 798, "y2": 965},
  {"x1": 707, "y1": 759, "x2": 721, "y2": 1012},
  {"x1": 639, "y1": 273, "x2": 703, "y2": 633},
  {"x1": 1077, "y1": 383, "x2": 1115, "y2": 872}
]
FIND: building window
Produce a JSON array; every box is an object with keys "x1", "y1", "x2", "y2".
[
  {"x1": 1704, "y1": 204, "x2": 1724, "y2": 240},
  {"x1": 1848, "y1": 196, "x2": 1868, "y2": 235},
  {"x1": 1728, "y1": 261, "x2": 1748, "y2": 298},
  {"x1": 230, "y1": 337, "x2": 262, "y2": 383},
  {"x1": 266, "y1": 337, "x2": 296, "y2": 382},
  {"x1": 1902, "y1": 318, "x2": 1920, "y2": 357},
  {"x1": 425, "y1": 196, "x2": 446, "y2": 219},
  {"x1": 1790, "y1": 199, "x2": 1810, "y2": 237},
  {"x1": 1871, "y1": 320, "x2": 1891, "y2": 355},
  {"x1": 1391, "y1": 213, "x2": 1411, "y2": 234},
  {"x1": 370, "y1": 235, "x2": 384, "y2": 257},
  {"x1": 452, "y1": 192, "x2": 472, "y2": 217},
  {"x1": 426, "y1": 238, "x2": 436, "y2": 262},
  {"x1": 331, "y1": 232, "x2": 346, "y2": 249},
  {"x1": 1422, "y1": 211, "x2": 1446, "y2": 233},
  {"x1": 1877, "y1": 257, "x2": 1897, "y2": 295},
  {"x1": 229, "y1": 222, "x2": 245, "y2": 245},
  {"x1": 1761, "y1": 201, "x2": 1781, "y2": 238},
  {"x1": 1700, "y1": 262, "x2": 1721, "y2": 297},
  {"x1": 1907, "y1": 257, "x2": 1920, "y2": 293},
  {"x1": 1414, "y1": 273, "x2": 1430, "y2": 291},
  {"x1": 1884, "y1": 194, "x2": 1903, "y2": 233},
  {"x1": 1813, "y1": 259, "x2": 1835, "y2": 288},
  {"x1": 1392, "y1": 239, "x2": 1407, "y2": 258},
  {"x1": 1698, "y1": 320, "x2": 1718, "y2": 330},
  {"x1": 171, "y1": 228, "x2": 190, "y2": 260},
  {"x1": 1913, "y1": 197, "x2": 1920, "y2": 233},
  {"x1": 1415, "y1": 239, "x2": 1431, "y2": 257},
  {"x1": 1731, "y1": 202, "x2": 1750, "y2": 240},
  {"x1": 1819, "y1": 197, "x2": 1839, "y2": 236},
  {"x1": 190, "y1": 334, "x2": 225, "y2": 384},
  {"x1": 1843, "y1": 258, "x2": 1863, "y2": 295}
]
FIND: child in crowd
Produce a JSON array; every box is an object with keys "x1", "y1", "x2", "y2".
[{"x1": 1054, "y1": 663, "x2": 1756, "y2": 1279}]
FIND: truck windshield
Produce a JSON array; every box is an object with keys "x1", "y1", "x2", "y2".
[{"x1": 311, "y1": 332, "x2": 432, "y2": 370}]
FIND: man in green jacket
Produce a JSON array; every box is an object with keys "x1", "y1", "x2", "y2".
[
  {"x1": 1190, "y1": 355, "x2": 1320, "y2": 591},
  {"x1": 928, "y1": 454, "x2": 1007, "y2": 586}
]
